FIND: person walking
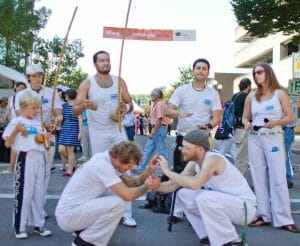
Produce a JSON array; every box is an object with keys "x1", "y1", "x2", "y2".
[
  {"x1": 135, "y1": 88, "x2": 169, "y2": 173},
  {"x1": 77, "y1": 109, "x2": 91, "y2": 162},
  {"x1": 58, "y1": 89, "x2": 82, "y2": 176},
  {"x1": 122, "y1": 106, "x2": 136, "y2": 141},
  {"x1": 243, "y1": 63, "x2": 300, "y2": 233},
  {"x1": 72, "y1": 50, "x2": 137, "y2": 227}
]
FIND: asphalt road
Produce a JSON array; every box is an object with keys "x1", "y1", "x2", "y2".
[{"x1": 0, "y1": 134, "x2": 300, "y2": 246}]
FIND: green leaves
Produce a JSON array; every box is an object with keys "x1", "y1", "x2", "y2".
[{"x1": 231, "y1": 0, "x2": 300, "y2": 43}]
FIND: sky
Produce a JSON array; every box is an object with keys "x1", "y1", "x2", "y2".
[{"x1": 36, "y1": 0, "x2": 245, "y2": 94}]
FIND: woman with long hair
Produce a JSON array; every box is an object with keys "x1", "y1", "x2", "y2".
[{"x1": 243, "y1": 63, "x2": 300, "y2": 233}]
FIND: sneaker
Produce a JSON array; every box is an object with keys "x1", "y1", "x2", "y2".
[
  {"x1": 78, "y1": 156, "x2": 88, "y2": 162},
  {"x1": 51, "y1": 166, "x2": 56, "y2": 172},
  {"x1": 120, "y1": 217, "x2": 137, "y2": 227},
  {"x1": 15, "y1": 231, "x2": 28, "y2": 239},
  {"x1": 33, "y1": 227, "x2": 52, "y2": 237},
  {"x1": 63, "y1": 172, "x2": 72, "y2": 177}
]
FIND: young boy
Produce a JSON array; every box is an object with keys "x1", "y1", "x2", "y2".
[{"x1": 2, "y1": 91, "x2": 52, "y2": 239}]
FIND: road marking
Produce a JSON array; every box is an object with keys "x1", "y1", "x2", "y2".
[{"x1": 0, "y1": 193, "x2": 146, "y2": 200}]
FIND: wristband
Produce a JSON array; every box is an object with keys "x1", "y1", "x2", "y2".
[{"x1": 206, "y1": 123, "x2": 213, "y2": 129}]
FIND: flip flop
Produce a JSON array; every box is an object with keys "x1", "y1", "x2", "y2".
[{"x1": 249, "y1": 217, "x2": 271, "y2": 227}]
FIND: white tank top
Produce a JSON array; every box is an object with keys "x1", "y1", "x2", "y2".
[
  {"x1": 195, "y1": 151, "x2": 256, "y2": 205},
  {"x1": 87, "y1": 75, "x2": 119, "y2": 131},
  {"x1": 251, "y1": 90, "x2": 283, "y2": 132}
]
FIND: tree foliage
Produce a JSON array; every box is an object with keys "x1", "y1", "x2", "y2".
[
  {"x1": 0, "y1": 0, "x2": 51, "y2": 69},
  {"x1": 34, "y1": 37, "x2": 87, "y2": 89},
  {"x1": 231, "y1": 0, "x2": 300, "y2": 43}
]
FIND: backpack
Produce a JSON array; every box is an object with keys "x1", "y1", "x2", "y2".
[{"x1": 214, "y1": 93, "x2": 242, "y2": 140}]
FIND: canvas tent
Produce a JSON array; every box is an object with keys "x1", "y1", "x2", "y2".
[{"x1": 0, "y1": 64, "x2": 28, "y2": 89}]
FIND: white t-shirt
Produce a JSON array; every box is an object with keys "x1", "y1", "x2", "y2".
[
  {"x1": 2, "y1": 116, "x2": 46, "y2": 152},
  {"x1": 15, "y1": 86, "x2": 62, "y2": 123},
  {"x1": 55, "y1": 151, "x2": 122, "y2": 214},
  {"x1": 169, "y1": 83, "x2": 222, "y2": 133}
]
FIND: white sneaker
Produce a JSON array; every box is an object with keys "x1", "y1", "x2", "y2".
[
  {"x1": 15, "y1": 231, "x2": 28, "y2": 239},
  {"x1": 78, "y1": 156, "x2": 88, "y2": 162},
  {"x1": 121, "y1": 217, "x2": 137, "y2": 227},
  {"x1": 33, "y1": 227, "x2": 52, "y2": 237}
]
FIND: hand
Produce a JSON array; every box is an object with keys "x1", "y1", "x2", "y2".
[
  {"x1": 178, "y1": 112, "x2": 193, "y2": 118},
  {"x1": 264, "y1": 121, "x2": 275, "y2": 129},
  {"x1": 45, "y1": 132, "x2": 52, "y2": 141},
  {"x1": 197, "y1": 124, "x2": 209, "y2": 130},
  {"x1": 245, "y1": 121, "x2": 252, "y2": 131},
  {"x1": 16, "y1": 123, "x2": 27, "y2": 135},
  {"x1": 147, "y1": 154, "x2": 160, "y2": 173},
  {"x1": 83, "y1": 100, "x2": 98, "y2": 111},
  {"x1": 145, "y1": 176, "x2": 161, "y2": 190},
  {"x1": 117, "y1": 102, "x2": 126, "y2": 114},
  {"x1": 157, "y1": 156, "x2": 170, "y2": 175}
]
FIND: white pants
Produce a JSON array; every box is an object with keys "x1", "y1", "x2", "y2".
[
  {"x1": 81, "y1": 125, "x2": 91, "y2": 158},
  {"x1": 248, "y1": 133, "x2": 294, "y2": 226},
  {"x1": 220, "y1": 137, "x2": 237, "y2": 161},
  {"x1": 233, "y1": 129, "x2": 249, "y2": 177},
  {"x1": 89, "y1": 127, "x2": 132, "y2": 218},
  {"x1": 14, "y1": 150, "x2": 46, "y2": 233},
  {"x1": 56, "y1": 192, "x2": 125, "y2": 246},
  {"x1": 178, "y1": 188, "x2": 256, "y2": 246}
]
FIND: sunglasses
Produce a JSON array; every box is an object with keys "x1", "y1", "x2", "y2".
[{"x1": 253, "y1": 69, "x2": 265, "y2": 76}]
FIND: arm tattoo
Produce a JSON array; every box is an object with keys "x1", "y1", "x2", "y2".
[
  {"x1": 133, "y1": 184, "x2": 148, "y2": 198},
  {"x1": 120, "y1": 174, "x2": 140, "y2": 187}
]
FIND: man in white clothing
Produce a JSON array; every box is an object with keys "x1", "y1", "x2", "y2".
[
  {"x1": 72, "y1": 50, "x2": 136, "y2": 227},
  {"x1": 55, "y1": 141, "x2": 160, "y2": 246},
  {"x1": 154, "y1": 129, "x2": 257, "y2": 246}
]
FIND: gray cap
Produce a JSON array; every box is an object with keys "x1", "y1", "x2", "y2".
[
  {"x1": 25, "y1": 64, "x2": 44, "y2": 75},
  {"x1": 183, "y1": 129, "x2": 210, "y2": 150}
]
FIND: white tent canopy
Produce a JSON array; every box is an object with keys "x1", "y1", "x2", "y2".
[{"x1": 0, "y1": 64, "x2": 28, "y2": 88}]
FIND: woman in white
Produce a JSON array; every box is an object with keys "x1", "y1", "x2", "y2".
[{"x1": 243, "y1": 63, "x2": 300, "y2": 233}]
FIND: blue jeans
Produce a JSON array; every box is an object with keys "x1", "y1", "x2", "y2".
[
  {"x1": 137, "y1": 125, "x2": 168, "y2": 172},
  {"x1": 125, "y1": 125, "x2": 135, "y2": 141},
  {"x1": 284, "y1": 127, "x2": 295, "y2": 183}
]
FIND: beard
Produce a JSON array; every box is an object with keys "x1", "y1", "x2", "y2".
[{"x1": 97, "y1": 65, "x2": 111, "y2": 75}]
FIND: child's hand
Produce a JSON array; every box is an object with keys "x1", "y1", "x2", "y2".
[{"x1": 16, "y1": 123, "x2": 27, "y2": 136}]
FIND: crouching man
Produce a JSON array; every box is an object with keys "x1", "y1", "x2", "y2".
[
  {"x1": 55, "y1": 141, "x2": 160, "y2": 246},
  {"x1": 154, "y1": 129, "x2": 257, "y2": 246}
]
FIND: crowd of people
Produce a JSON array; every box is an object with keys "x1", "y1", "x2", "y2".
[{"x1": 0, "y1": 51, "x2": 300, "y2": 246}]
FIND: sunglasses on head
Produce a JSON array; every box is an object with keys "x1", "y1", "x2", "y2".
[{"x1": 253, "y1": 69, "x2": 265, "y2": 76}]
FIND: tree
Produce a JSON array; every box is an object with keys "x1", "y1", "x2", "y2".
[
  {"x1": 0, "y1": 0, "x2": 51, "y2": 69},
  {"x1": 231, "y1": 0, "x2": 300, "y2": 43},
  {"x1": 33, "y1": 36, "x2": 87, "y2": 89}
]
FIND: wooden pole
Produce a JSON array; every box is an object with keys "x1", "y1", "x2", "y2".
[
  {"x1": 51, "y1": 6, "x2": 78, "y2": 120},
  {"x1": 117, "y1": 0, "x2": 132, "y2": 131}
]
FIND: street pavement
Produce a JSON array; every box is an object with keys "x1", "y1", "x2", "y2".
[{"x1": 0, "y1": 134, "x2": 300, "y2": 246}]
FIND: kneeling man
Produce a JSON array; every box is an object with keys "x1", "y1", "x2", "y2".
[
  {"x1": 55, "y1": 141, "x2": 159, "y2": 246},
  {"x1": 155, "y1": 129, "x2": 257, "y2": 246}
]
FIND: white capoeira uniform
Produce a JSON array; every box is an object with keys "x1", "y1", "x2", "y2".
[
  {"x1": 169, "y1": 83, "x2": 222, "y2": 216},
  {"x1": 15, "y1": 86, "x2": 62, "y2": 215},
  {"x1": 249, "y1": 90, "x2": 294, "y2": 226},
  {"x1": 177, "y1": 151, "x2": 257, "y2": 246},
  {"x1": 87, "y1": 75, "x2": 132, "y2": 218},
  {"x1": 3, "y1": 117, "x2": 47, "y2": 233},
  {"x1": 55, "y1": 151, "x2": 125, "y2": 246}
]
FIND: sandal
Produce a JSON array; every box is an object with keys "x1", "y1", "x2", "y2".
[
  {"x1": 279, "y1": 224, "x2": 300, "y2": 233},
  {"x1": 249, "y1": 217, "x2": 271, "y2": 227},
  {"x1": 0, "y1": 169, "x2": 13, "y2": 175}
]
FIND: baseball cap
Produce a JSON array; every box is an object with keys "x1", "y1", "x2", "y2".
[
  {"x1": 25, "y1": 64, "x2": 44, "y2": 75},
  {"x1": 183, "y1": 129, "x2": 210, "y2": 151}
]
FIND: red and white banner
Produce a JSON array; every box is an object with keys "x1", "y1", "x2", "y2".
[{"x1": 103, "y1": 26, "x2": 196, "y2": 41}]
